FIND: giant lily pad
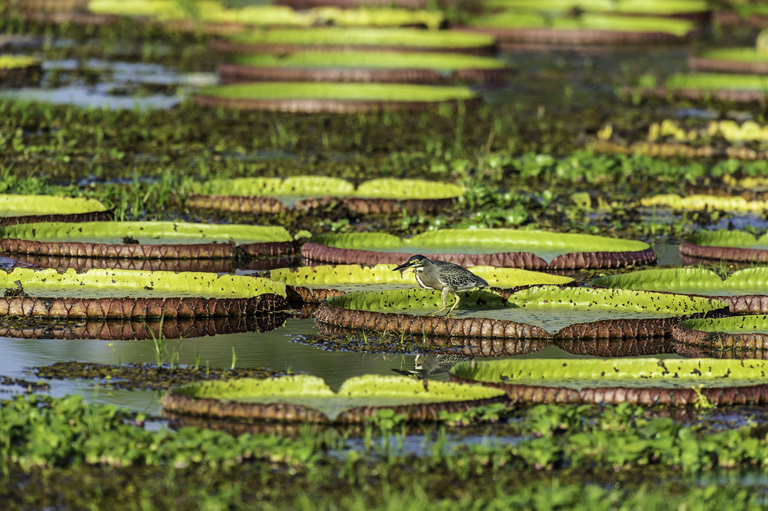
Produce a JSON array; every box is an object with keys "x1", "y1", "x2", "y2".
[
  {"x1": 0, "y1": 54, "x2": 42, "y2": 88},
  {"x1": 639, "y1": 194, "x2": 768, "y2": 213},
  {"x1": 314, "y1": 286, "x2": 727, "y2": 340},
  {"x1": 481, "y1": 0, "x2": 710, "y2": 18},
  {"x1": 271, "y1": 263, "x2": 573, "y2": 305},
  {"x1": 681, "y1": 230, "x2": 768, "y2": 263},
  {"x1": 302, "y1": 229, "x2": 656, "y2": 269},
  {"x1": 213, "y1": 27, "x2": 496, "y2": 55},
  {"x1": 595, "y1": 267, "x2": 768, "y2": 313},
  {"x1": 0, "y1": 267, "x2": 287, "y2": 318},
  {"x1": 674, "y1": 315, "x2": 768, "y2": 356},
  {"x1": 689, "y1": 47, "x2": 768, "y2": 74},
  {"x1": 0, "y1": 221, "x2": 296, "y2": 259},
  {"x1": 449, "y1": 358, "x2": 768, "y2": 405},
  {"x1": 634, "y1": 73, "x2": 768, "y2": 103},
  {"x1": 464, "y1": 12, "x2": 697, "y2": 49},
  {"x1": 186, "y1": 176, "x2": 464, "y2": 214},
  {"x1": 0, "y1": 314, "x2": 286, "y2": 340},
  {"x1": 0, "y1": 194, "x2": 111, "y2": 225},
  {"x1": 193, "y1": 82, "x2": 480, "y2": 113},
  {"x1": 161, "y1": 374, "x2": 507, "y2": 423},
  {"x1": 218, "y1": 51, "x2": 508, "y2": 85}
]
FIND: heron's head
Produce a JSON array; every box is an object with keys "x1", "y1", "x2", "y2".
[{"x1": 393, "y1": 254, "x2": 429, "y2": 272}]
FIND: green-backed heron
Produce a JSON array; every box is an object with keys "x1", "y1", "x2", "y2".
[{"x1": 393, "y1": 254, "x2": 489, "y2": 317}]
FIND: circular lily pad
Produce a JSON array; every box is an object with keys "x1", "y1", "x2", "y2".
[
  {"x1": 688, "y1": 48, "x2": 768, "y2": 74},
  {"x1": 161, "y1": 374, "x2": 507, "y2": 424},
  {"x1": 0, "y1": 267, "x2": 287, "y2": 318},
  {"x1": 449, "y1": 358, "x2": 768, "y2": 405},
  {"x1": 464, "y1": 12, "x2": 697, "y2": 49},
  {"x1": 0, "y1": 54, "x2": 42, "y2": 88},
  {"x1": 302, "y1": 229, "x2": 656, "y2": 269},
  {"x1": 639, "y1": 194, "x2": 768, "y2": 213},
  {"x1": 212, "y1": 27, "x2": 497, "y2": 55},
  {"x1": 218, "y1": 51, "x2": 508, "y2": 85},
  {"x1": 674, "y1": 315, "x2": 768, "y2": 355},
  {"x1": 595, "y1": 267, "x2": 768, "y2": 313},
  {"x1": 0, "y1": 314, "x2": 286, "y2": 340},
  {"x1": 0, "y1": 221, "x2": 296, "y2": 259},
  {"x1": 271, "y1": 263, "x2": 573, "y2": 305},
  {"x1": 186, "y1": 176, "x2": 464, "y2": 215},
  {"x1": 314, "y1": 286, "x2": 727, "y2": 340},
  {"x1": 635, "y1": 73, "x2": 768, "y2": 103},
  {"x1": 681, "y1": 230, "x2": 768, "y2": 263},
  {"x1": 193, "y1": 82, "x2": 480, "y2": 113},
  {"x1": 0, "y1": 194, "x2": 111, "y2": 225}
]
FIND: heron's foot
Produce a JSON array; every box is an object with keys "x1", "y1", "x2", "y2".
[{"x1": 428, "y1": 306, "x2": 448, "y2": 316}]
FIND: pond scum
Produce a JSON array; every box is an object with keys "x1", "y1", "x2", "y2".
[{"x1": 4, "y1": 1, "x2": 768, "y2": 509}]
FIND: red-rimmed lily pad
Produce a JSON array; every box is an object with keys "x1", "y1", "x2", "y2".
[
  {"x1": 161, "y1": 374, "x2": 507, "y2": 424},
  {"x1": 271, "y1": 263, "x2": 573, "y2": 305},
  {"x1": 0, "y1": 221, "x2": 296, "y2": 259},
  {"x1": 681, "y1": 230, "x2": 768, "y2": 263},
  {"x1": 302, "y1": 229, "x2": 656, "y2": 269},
  {"x1": 674, "y1": 315, "x2": 768, "y2": 355},
  {"x1": 313, "y1": 286, "x2": 727, "y2": 340},
  {"x1": 0, "y1": 194, "x2": 111, "y2": 225},
  {"x1": 595, "y1": 267, "x2": 768, "y2": 314},
  {"x1": 689, "y1": 47, "x2": 768, "y2": 74},
  {"x1": 186, "y1": 176, "x2": 464, "y2": 215},
  {"x1": 218, "y1": 51, "x2": 509, "y2": 85},
  {"x1": 449, "y1": 358, "x2": 768, "y2": 405},
  {"x1": 192, "y1": 82, "x2": 480, "y2": 113},
  {"x1": 0, "y1": 267, "x2": 287, "y2": 318},
  {"x1": 212, "y1": 27, "x2": 497, "y2": 55},
  {"x1": 0, "y1": 314, "x2": 286, "y2": 340},
  {"x1": 463, "y1": 12, "x2": 698, "y2": 50},
  {"x1": 631, "y1": 73, "x2": 768, "y2": 103}
]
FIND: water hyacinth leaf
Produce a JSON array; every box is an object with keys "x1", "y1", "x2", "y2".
[
  {"x1": 303, "y1": 229, "x2": 655, "y2": 269},
  {"x1": 450, "y1": 358, "x2": 768, "y2": 405},
  {"x1": 162, "y1": 374, "x2": 507, "y2": 423},
  {"x1": 0, "y1": 268, "x2": 287, "y2": 318}
]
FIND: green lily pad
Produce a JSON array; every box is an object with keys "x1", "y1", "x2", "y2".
[
  {"x1": 188, "y1": 176, "x2": 464, "y2": 209},
  {"x1": 481, "y1": 0, "x2": 708, "y2": 16},
  {"x1": 681, "y1": 230, "x2": 768, "y2": 263},
  {"x1": 303, "y1": 229, "x2": 655, "y2": 269},
  {"x1": 196, "y1": 82, "x2": 478, "y2": 102},
  {"x1": 0, "y1": 221, "x2": 296, "y2": 260},
  {"x1": 452, "y1": 357, "x2": 768, "y2": 389},
  {"x1": 666, "y1": 73, "x2": 768, "y2": 91},
  {"x1": 696, "y1": 48, "x2": 768, "y2": 64},
  {"x1": 227, "y1": 51, "x2": 505, "y2": 71},
  {"x1": 0, "y1": 194, "x2": 107, "y2": 217},
  {"x1": 0, "y1": 267, "x2": 285, "y2": 299},
  {"x1": 315, "y1": 286, "x2": 726, "y2": 339},
  {"x1": 679, "y1": 315, "x2": 768, "y2": 335},
  {"x1": 673, "y1": 315, "x2": 768, "y2": 356},
  {"x1": 161, "y1": 374, "x2": 507, "y2": 423},
  {"x1": 595, "y1": 267, "x2": 768, "y2": 297},
  {"x1": 221, "y1": 27, "x2": 496, "y2": 51},
  {"x1": 0, "y1": 54, "x2": 39, "y2": 70},
  {"x1": 640, "y1": 194, "x2": 768, "y2": 212}
]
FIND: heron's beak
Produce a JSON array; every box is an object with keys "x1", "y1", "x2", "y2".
[{"x1": 393, "y1": 262, "x2": 412, "y2": 271}]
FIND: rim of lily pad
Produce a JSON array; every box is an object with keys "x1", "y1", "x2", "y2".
[
  {"x1": 302, "y1": 229, "x2": 656, "y2": 269},
  {"x1": 0, "y1": 194, "x2": 112, "y2": 225},
  {"x1": 0, "y1": 55, "x2": 42, "y2": 88},
  {"x1": 161, "y1": 374, "x2": 507, "y2": 424},
  {"x1": 0, "y1": 313, "x2": 286, "y2": 340},
  {"x1": 271, "y1": 263, "x2": 573, "y2": 306},
  {"x1": 595, "y1": 267, "x2": 768, "y2": 314},
  {"x1": 0, "y1": 268, "x2": 287, "y2": 318},
  {"x1": 0, "y1": 221, "x2": 295, "y2": 259},
  {"x1": 688, "y1": 48, "x2": 768, "y2": 74},
  {"x1": 631, "y1": 73, "x2": 768, "y2": 103},
  {"x1": 674, "y1": 315, "x2": 768, "y2": 352},
  {"x1": 217, "y1": 51, "x2": 509, "y2": 85},
  {"x1": 639, "y1": 194, "x2": 768, "y2": 213},
  {"x1": 212, "y1": 27, "x2": 497, "y2": 55},
  {"x1": 314, "y1": 286, "x2": 727, "y2": 340},
  {"x1": 681, "y1": 230, "x2": 768, "y2": 263},
  {"x1": 273, "y1": 0, "x2": 431, "y2": 8},
  {"x1": 449, "y1": 358, "x2": 768, "y2": 405},
  {"x1": 186, "y1": 176, "x2": 465, "y2": 214},
  {"x1": 193, "y1": 82, "x2": 481, "y2": 113}
]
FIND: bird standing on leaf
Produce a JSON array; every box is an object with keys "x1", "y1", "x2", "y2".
[{"x1": 393, "y1": 254, "x2": 489, "y2": 317}]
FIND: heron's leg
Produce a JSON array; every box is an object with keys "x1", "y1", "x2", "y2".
[
  {"x1": 428, "y1": 287, "x2": 450, "y2": 316},
  {"x1": 445, "y1": 292, "x2": 460, "y2": 317}
]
